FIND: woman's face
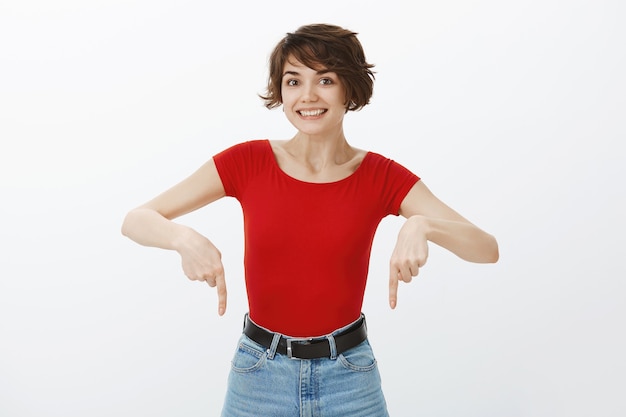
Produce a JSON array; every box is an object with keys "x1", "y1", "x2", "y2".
[{"x1": 280, "y1": 56, "x2": 347, "y2": 137}]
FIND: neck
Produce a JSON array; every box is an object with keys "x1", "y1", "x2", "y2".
[{"x1": 288, "y1": 130, "x2": 353, "y2": 168}]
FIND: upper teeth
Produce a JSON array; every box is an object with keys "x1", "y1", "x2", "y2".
[{"x1": 300, "y1": 109, "x2": 324, "y2": 117}]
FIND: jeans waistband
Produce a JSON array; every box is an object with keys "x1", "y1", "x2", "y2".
[{"x1": 242, "y1": 314, "x2": 368, "y2": 360}]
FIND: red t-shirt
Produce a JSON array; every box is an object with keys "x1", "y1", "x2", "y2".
[{"x1": 213, "y1": 140, "x2": 419, "y2": 336}]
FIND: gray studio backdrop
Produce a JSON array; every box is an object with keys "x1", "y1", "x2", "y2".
[{"x1": 1, "y1": 1, "x2": 624, "y2": 416}]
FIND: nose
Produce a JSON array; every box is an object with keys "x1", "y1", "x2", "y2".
[{"x1": 301, "y1": 82, "x2": 318, "y2": 102}]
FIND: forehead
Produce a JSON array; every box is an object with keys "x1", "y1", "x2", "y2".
[{"x1": 283, "y1": 54, "x2": 329, "y2": 74}]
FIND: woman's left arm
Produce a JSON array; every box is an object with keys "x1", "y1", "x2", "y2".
[{"x1": 389, "y1": 181, "x2": 499, "y2": 309}]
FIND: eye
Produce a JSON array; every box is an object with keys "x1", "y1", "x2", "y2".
[
  {"x1": 285, "y1": 79, "x2": 299, "y2": 86},
  {"x1": 319, "y1": 78, "x2": 333, "y2": 85}
]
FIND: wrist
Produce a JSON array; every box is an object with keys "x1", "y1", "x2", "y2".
[{"x1": 171, "y1": 225, "x2": 197, "y2": 253}]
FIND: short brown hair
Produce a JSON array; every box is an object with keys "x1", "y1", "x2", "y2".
[{"x1": 260, "y1": 24, "x2": 375, "y2": 111}]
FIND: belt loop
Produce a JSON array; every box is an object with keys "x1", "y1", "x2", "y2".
[
  {"x1": 267, "y1": 332, "x2": 281, "y2": 360},
  {"x1": 328, "y1": 334, "x2": 337, "y2": 360}
]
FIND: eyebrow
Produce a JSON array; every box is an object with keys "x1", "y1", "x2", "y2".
[{"x1": 282, "y1": 69, "x2": 332, "y2": 77}]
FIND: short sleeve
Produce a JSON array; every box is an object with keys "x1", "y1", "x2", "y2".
[
  {"x1": 212, "y1": 140, "x2": 267, "y2": 199},
  {"x1": 386, "y1": 160, "x2": 420, "y2": 215},
  {"x1": 364, "y1": 153, "x2": 420, "y2": 216}
]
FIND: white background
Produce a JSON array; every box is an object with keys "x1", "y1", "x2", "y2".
[{"x1": 1, "y1": 0, "x2": 624, "y2": 416}]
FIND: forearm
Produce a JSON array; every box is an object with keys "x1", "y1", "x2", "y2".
[
  {"x1": 121, "y1": 208, "x2": 194, "y2": 252},
  {"x1": 406, "y1": 215, "x2": 499, "y2": 263},
  {"x1": 122, "y1": 207, "x2": 226, "y2": 314}
]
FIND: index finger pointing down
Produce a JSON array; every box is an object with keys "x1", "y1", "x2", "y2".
[
  {"x1": 389, "y1": 271, "x2": 399, "y2": 309},
  {"x1": 214, "y1": 273, "x2": 227, "y2": 316}
]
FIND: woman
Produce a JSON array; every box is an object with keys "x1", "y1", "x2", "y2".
[{"x1": 122, "y1": 23, "x2": 498, "y2": 417}]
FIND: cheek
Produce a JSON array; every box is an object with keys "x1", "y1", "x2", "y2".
[
  {"x1": 329, "y1": 87, "x2": 347, "y2": 105},
  {"x1": 280, "y1": 89, "x2": 294, "y2": 106}
]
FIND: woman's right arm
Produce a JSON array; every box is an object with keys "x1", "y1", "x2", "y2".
[{"x1": 121, "y1": 158, "x2": 229, "y2": 315}]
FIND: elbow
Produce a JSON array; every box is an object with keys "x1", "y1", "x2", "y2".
[
  {"x1": 486, "y1": 235, "x2": 499, "y2": 263},
  {"x1": 467, "y1": 234, "x2": 498, "y2": 264},
  {"x1": 120, "y1": 210, "x2": 136, "y2": 238},
  {"x1": 120, "y1": 214, "x2": 130, "y2": 237}
]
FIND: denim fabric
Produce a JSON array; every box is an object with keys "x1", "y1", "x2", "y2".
[{"x1": 221, "y1": 316, "x2": 389, "y2": 417}]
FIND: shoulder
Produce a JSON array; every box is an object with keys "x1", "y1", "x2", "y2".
[
  {"x1": 213, "y1": 139, "x2": 272, "y2": 173},
  {"x1": 212, "y1": 140, "x2": 272, "y2": 196},
  {"x1": 361, "y1": 150, "x2": 420, "y2": 193},
  {"x1": 219, "y1": 139, "x2": 269, "y2": 153},
  {"x1": 362, "y1": 151, "x2": 417, "y2": 177},
  {"x1": 214, "y1": 139, "x2": 271, "y2": 161}
]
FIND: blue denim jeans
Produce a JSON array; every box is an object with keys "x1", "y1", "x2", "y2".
[{"x1": 221, "y1": 315, "x2": 389, "y2": 417}]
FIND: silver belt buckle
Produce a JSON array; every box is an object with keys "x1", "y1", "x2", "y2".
[{"x1": 286, "y1": 337, "x2": 313, "y2": 359}]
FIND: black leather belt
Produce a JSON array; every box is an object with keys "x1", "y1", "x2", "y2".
[{"x1": 243, "y1": 315, "x2": 368, "y2": 359}]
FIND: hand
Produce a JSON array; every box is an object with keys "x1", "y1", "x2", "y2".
[
  {"x1": 389, "y1": 216, "x2": 429, "y2": 309},
  {"x1": 175, "y1": 230, "x2": 227, "y2": 316}
]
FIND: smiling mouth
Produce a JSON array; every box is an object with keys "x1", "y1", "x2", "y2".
[{"x1": 297, "y1": 109, "x2": 327, "y2": 117}]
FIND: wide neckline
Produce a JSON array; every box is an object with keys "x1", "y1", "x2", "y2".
[{"x1": 264, "y1": 139, "x2": 371, "y2": 185}]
